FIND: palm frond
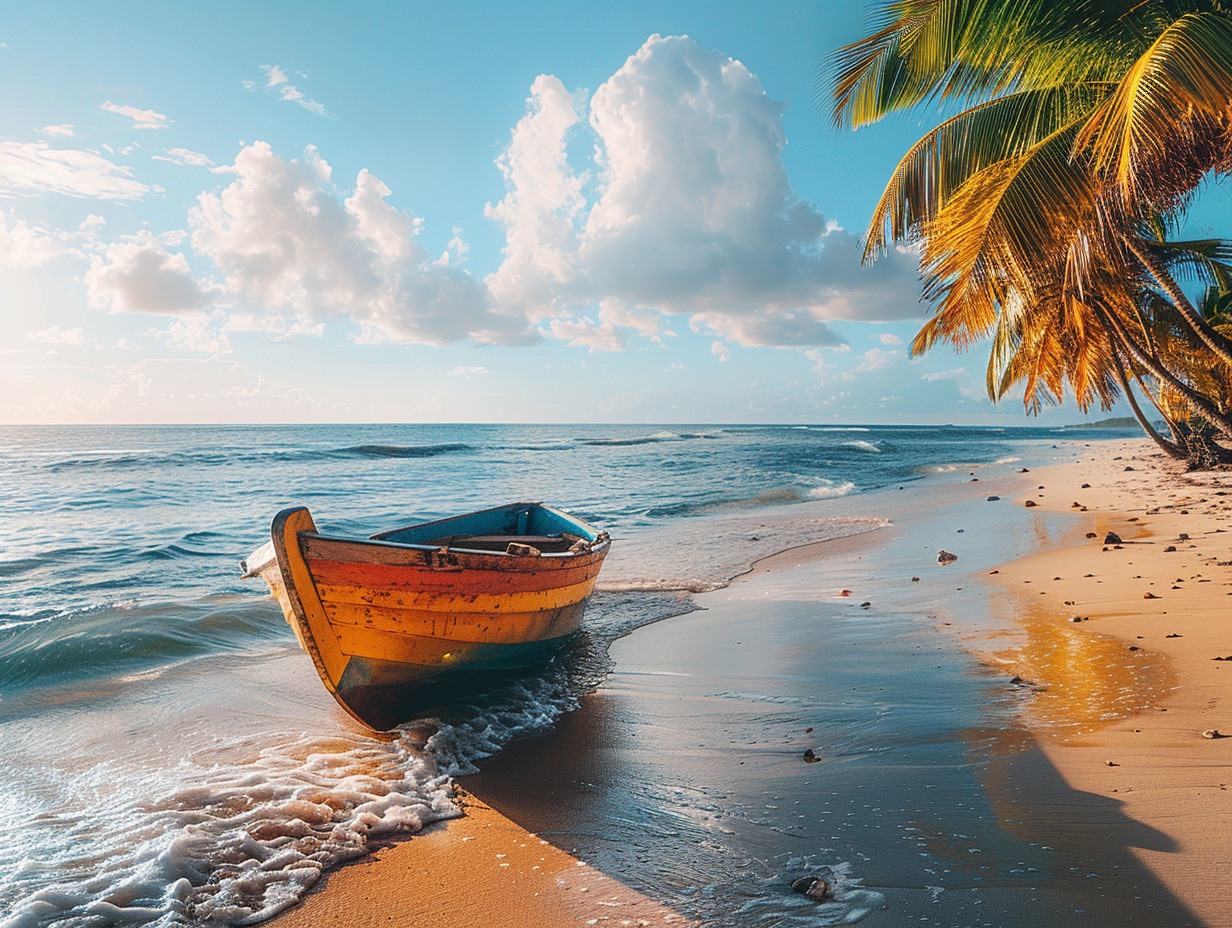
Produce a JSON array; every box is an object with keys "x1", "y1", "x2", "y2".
[
  {"x1": 863, "y1": 86, "x2": 1108, "y2": 257},
  {"x1": 1075, "y1": 12, "x2": 1232, "y2": 194}
]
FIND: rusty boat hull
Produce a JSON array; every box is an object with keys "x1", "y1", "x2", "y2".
[{"x1": 241, "y1": 503, "x2": 610, "y2": 729}]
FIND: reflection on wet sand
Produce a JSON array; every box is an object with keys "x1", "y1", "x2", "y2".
[{"x1": 990, "y1": 590, "x2": 1174, "y2": 743}]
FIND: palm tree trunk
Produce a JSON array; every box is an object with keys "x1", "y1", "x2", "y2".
[
  {"x1": 1111, "y1": 351, "x2": 1183, "y2": 457},
  {"x1": 1122, "y1": 234, "x2": 1232, "y2": 367},
  {"x1": 1125, "y1": 361, "x2": 1194, "y2": 448},
  {"x1": 1097, "y1": 304, "x2": 1232, "y2": 438}
]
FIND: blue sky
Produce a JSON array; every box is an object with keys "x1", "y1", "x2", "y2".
[{"x1": 3, "y1": 1, "x2": 1223, "y2": 425}]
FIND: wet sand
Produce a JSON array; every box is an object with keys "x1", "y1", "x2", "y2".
[
  {"x1": 268, "y1": 792, "x2": 694, "y2": 928},
  {"x1": 272, "y1": 440, "x2": 1230, "y2": 927}
]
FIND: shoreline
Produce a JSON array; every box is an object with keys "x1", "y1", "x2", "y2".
[
  {"x1": 267, "y1": 791, "x2": 694, "y2": 928},
  {"x1": 271, "y1": 438, "x2": 1231, "y2": 927}
]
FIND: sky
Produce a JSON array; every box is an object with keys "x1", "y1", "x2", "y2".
[{"x1": 3, "y1": 1, "x2": 1228, "y2": 425}]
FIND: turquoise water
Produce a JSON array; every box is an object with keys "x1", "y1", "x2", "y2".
[{"x1": 0, "y1": 424, "x2": 1133, "y2": 926}]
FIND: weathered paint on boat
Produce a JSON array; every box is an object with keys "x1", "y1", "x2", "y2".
[{"x1": 241, "y1": 503, "x2": 610, "y2": 729}]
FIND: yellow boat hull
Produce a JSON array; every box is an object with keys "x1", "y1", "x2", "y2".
[{"x1": 246, "y1": 506, "x2": 609, "y2": 729}]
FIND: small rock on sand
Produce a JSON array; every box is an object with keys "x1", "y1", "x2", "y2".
[
  {"x1": 1164, "y1": 545, "x2": 1177, "y2": 552},
  {"x1": 987, "y1": 496, "x2": 1000, "y2": 501},
  {"x1": 911, "y1": 576, "x2": 920, "y2": 582},
  {"x1": 1144, "y1": 592, "x2": 1160, "y2": 599},
  {"x1": 1024, "y1": 500, "x2": 1038, "y2": 508},
  {"x1": 838, "y1": 589, "x2": 852, "y2": 597},
  {"x1": 1104, "y1": 532, "x2": 1123, "y2": 544},
  {"x1": 790, "y1": 875, "x2": 834, "y2": 901},
  {"x1": 1081, "y1": 483, "x2": 1091, "y2": 488},
  {"x1": 937, "y1": 550, "x2": 958, "y2": 565},
  {"x1": 803, "y1": 749, "x2": 821, "y2": 763},
  {"x1": 1086, "y1": 532, "x2": 1098, "y2": 539},
  {"x1": 1202, "y1": 730, "x2": 1225, "y2": 739}
]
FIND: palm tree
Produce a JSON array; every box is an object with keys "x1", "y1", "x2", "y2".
[{"x1": 829, "y1": 0, "x2": 1232, "y2": 462}]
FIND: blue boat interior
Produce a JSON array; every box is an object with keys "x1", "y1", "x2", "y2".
[{"x1": 370, "y1": 502, "x2": 601, "y2": 553}]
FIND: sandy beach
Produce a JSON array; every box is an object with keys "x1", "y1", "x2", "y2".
[
  {"x1": 269, "y1": 438, "x2": 1232, "y2": 927},
  {"x1": 989, "y1": 438, "x2": 1232, "y2": 925}
]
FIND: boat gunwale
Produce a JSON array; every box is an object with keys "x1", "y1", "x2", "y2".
[
  {"x1": 367, "y1": 500, "x2": 608, "y2": 554},
  {"x1": 302, "y1": 530, "x2": 611, "y2": 562}
]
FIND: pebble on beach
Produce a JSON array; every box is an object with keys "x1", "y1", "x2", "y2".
[
  {"x1": 790, "y1": 875, "x2": 834, "y2": 902},
  {"x1": 1104, "y1": 532, "x2": 1123, "y2": 544},
  {"x1": 802, "y1": 749, "x2": 821, "y2": 764},
  {"x1": 1025, "y1": 500, "x2": 1038, "y2": 507},
  {"x1": 937, "y1": 550, "x2": 958, "y2": 565},
  {"x1": 1202, "y1": 730, "x2": 1225, "y2": 739}
]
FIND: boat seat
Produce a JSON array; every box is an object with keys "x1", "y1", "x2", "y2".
[{"x1": 428, "y1": 533, "x2": 581, "y2": 553}]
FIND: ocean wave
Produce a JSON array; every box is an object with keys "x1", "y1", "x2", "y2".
[
  {"x1": 580, "y1": 430, "x2": 715, "y2": 447},
  {"x1": 645, "y1": 480, "x2": 859, "y2": 519},
  {"x1": 843, "y1": 440, "x2": 881, "y2": 453},
  {"x1": 808, "y1": 481, "x2": 856, "y2": 499},
  {"x1": 337, "y1": 443, "x2": 471, "y2": 459},
  {"x1": 500, "y1": 441, "x2": 575, "y2": 452},
  {"x1": 0, "y1": 727, "x2": 461, "y2": 928},
  {"x1": 0, "y1": 600, "x2": 288, "y2": 687},
  {"x1": 42, "y1": 442, "x2": 474, "y2": 472},
  {"x1": 792, "y1": 426, "x2": 871, "y2": 432},
  {"x1": 919, "y1": 455, "x2": 1024, "y2": 475}
]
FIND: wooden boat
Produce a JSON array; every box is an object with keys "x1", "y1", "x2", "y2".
[{"x1": 241, "y1": 503, "x2": 610, "y2": 729}]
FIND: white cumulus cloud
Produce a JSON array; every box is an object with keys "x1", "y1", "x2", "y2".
[
  {"x1": 40, "y1": 124, "x2": 75, "y2": 138},
  {"x1": 85, "y1": 233, "x2": 216, "y2": 314},
  {"x1": 188, "y1": 142, "x2": 532, "y2": 345},
  {"x1": 100, "y1": 101, "x2": 170, "y2": 130},
  {"x1": 0, "y1": 210, "x2": 72, "y2": 266},
  {"x1": 0, "y1": 141, "x2": 155, "y2": 199},
  {"x1": 485, "y1": 34, "x2": 923, "y2": 348}
]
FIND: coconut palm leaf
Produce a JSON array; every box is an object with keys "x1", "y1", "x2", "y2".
[
  {"x1": 1075, "y1": 12, "x2": 1232, "y2": 195},
  {"x1": 830, "y1": 0, "x2": 1157, "y2": 128},
  {"x1": 863, "y1": 85, "x2": 1110, "y2": 257},
  {"x1": 919, "y1": 123, "x2": 1094, "y2": 328}
]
